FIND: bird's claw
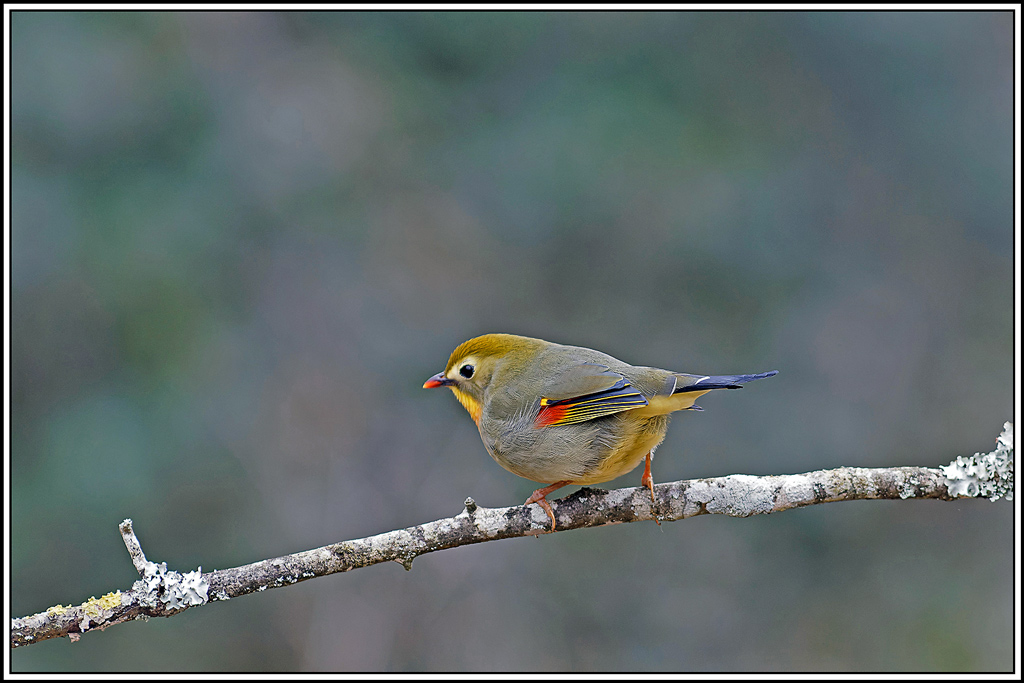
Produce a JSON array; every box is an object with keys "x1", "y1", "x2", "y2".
[
  {"x1": 525, "y1": 480, "x2": 571, "y2": 532},
  {"x1": 534, "y1": 498, "x2": 557, "y2": 531}
]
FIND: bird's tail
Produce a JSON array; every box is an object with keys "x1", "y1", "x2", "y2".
[{"x1": 672, "y1": 370, "x2": 778, "y2": 393}]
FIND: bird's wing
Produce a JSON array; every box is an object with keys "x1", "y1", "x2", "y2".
[{"x1": 535, "y1": 363, "x2": 649, "y2": 428}]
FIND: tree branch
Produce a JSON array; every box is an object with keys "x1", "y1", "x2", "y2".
[{"x1": 11, "y1": 422, "x2": 1013, "y2": 649}]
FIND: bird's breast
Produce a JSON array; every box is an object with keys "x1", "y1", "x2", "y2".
[{"x1": 480, "y1": 411, "x2": 670, "y2": 486}]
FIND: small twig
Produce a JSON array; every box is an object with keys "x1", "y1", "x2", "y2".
[
  {"x1": 11, "y1": 423, "x2": 1013, "y2": 649},
  {"x1": 119, "y1": 519, "x2": 148, "y2": 577}
]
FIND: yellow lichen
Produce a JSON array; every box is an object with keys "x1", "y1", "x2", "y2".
[
  {"x1": 46, "y1": 604, "x2": 68, "y2": 616},
  {"x1": 81, "y1": 600, "x2": 102, "y2": 619},
  {"x1": 80, "y1": 589, "x2": 122, "y2": 618},
  {"x1": 80, "y1": 591, "x2": 121, "y2": 619},
  {"x1": 96, "y1": 591, "x2": 122, "y2": 610}
]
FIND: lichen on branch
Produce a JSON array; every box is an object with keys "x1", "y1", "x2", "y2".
[{"x1": 11, "y1": 423, "x2": 1014, "y2": 649}]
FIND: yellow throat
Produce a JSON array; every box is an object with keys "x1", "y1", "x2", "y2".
[{"x1": 451, "y1": 387, "x2": 482, "y2": 425}]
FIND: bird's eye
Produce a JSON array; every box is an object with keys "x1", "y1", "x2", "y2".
[{"x1": 459, "y1": 364, "x2": 475, "y2": 379}]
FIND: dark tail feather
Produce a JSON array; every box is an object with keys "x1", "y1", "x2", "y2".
[{"x1": 674, "y1": 370, "x2": 778, "y2": 392}]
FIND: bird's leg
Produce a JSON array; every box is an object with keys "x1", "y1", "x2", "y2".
[
  {"x1": 524, "y1": 480, "x2": 572, "y2": 531},
  {"x1": 640, "y1": 452, "x2": 661, "y2": 526}
]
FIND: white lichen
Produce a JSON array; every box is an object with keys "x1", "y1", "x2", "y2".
[
  {"x1": 706, "y1": 475, "x2": 774, "y2": 516},
  {"x1": 777, "y1": 474, "x2": 814, "y2": 508},
  {"x1": 941, "y1": 422, "x2": 1014, "y2": 501},
  {"x1": 132, "y1": 562, "x2": 209, "y2": 610},
  {"x1": 894, "y1": 470, "x2": 928, "y2": 500}
]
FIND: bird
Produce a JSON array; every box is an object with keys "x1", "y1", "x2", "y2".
[{"x1": 423, "y1": 333, "x2": 777, "y2": 530}]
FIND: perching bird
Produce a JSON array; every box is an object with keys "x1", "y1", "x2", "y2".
[{"x1": 423, "y1": 333, "x2": 777, "y2": 530}]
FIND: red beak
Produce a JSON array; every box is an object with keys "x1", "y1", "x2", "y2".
[{"x1": 423, "y1": 372, "x2": 454, "y2": 389}]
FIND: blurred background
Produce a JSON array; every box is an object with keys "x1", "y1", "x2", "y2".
[{"x1": 10, "y1": 10, "x2": 1014, "y2": 673}]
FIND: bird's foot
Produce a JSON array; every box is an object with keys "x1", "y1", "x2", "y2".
[
  {"x1": 524, "y1": 480, "x2": 572, "y2": 531},
  {"x1": 641, "y1": 452, "x2": 661, "y2": 526}
]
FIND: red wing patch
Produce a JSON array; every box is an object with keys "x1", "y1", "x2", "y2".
[{"x1": 535, "y1": 380, "x2": 648, "y2": 428}]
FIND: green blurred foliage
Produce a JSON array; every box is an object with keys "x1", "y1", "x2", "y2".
[{"x1": 11, "y1": 10, "x2": 1013, "y2": 672}]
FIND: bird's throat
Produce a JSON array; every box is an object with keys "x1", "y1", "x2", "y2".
[{"x1": 451, "y1": 387, "x2": 482, "y2": 425}]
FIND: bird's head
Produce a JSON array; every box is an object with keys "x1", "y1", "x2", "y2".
[{"x1": 423, "y1": 333, "x2": 546, "y2": 425}]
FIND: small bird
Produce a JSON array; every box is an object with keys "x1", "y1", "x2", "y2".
[{"x1": 424, "y1": 333, "x2": 777, "y2": 530}]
